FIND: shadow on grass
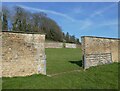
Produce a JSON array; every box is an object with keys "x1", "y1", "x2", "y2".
[{"x1": 69, "y1": 60, "x2": 83, "y2": 67}]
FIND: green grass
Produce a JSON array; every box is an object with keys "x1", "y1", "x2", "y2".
[
  {"x1": 2, "y1": 48, "x2": 118, "y2": 89},
  {"x1": 46, "y1": 48, "x2": 82, "y2": 74}
]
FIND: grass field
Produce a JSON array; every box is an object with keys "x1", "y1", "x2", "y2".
[
  {"x1": 2, "y1": 48, "x2": 118, "y2": 89},
  {"x1": 46, "y1": 48, "x2": 82, "y2": 74}
]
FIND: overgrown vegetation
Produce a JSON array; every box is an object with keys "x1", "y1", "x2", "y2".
[
  {"x1": 2, "y1": 6, "x2": 80, "y2": 44},
  {"x1": 2, "y1": 48, "x2": 118, "y2": 89}
]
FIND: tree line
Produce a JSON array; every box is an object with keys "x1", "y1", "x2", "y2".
[{"x1": 2, "y1": 6, "x2": 80, "y2": 44}]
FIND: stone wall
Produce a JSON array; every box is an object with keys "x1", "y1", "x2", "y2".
[
  {"x1": 2, "y1": 32, "x2": 46, "y2": 77},
  {"x1": 81, "y1": 36, "x2": 119, "y2": 69},
  {"x1": 65, "y1": 43, "x2": 76, "y2": 48},
  {"x1": 45, "y1": 42, "x2": 80, "y2": 48},
  {"x1": 45, "y1": 42, "x2": 63, "y2": 48}
]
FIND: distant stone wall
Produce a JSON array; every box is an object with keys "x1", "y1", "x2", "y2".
[
  {"x1": 82, "y1": 36, "x2": 119, "y2": 69},
  {"x1": 2, "y1": 32, "x2": 46, "y2": 77},
  {"x1": 45, "y1": 43, "x2": 63, "y2": 48},
  {"x1": 45, "y1": 42, "x2": 80, "y2": 48},
  {"x1": 65, "y1": 43, "x2": 76, "y2": 48}
]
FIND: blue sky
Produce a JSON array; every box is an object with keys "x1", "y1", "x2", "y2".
[{"x1": 2, "y1": 2, "x2": 118, "y2": 39}]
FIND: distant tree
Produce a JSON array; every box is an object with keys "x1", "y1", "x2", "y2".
[
  {"x1": 62, "y1": 32, "x2": 66, "y2": 42},
  {"x1": 2, "y1": 14, "x2": 8, "y2": 30},
  {"x1": 2, "y1": 6, "x2": 9, "y2": 30},
  {"x1": 26, "y1": 12, "x2": 33, "y2": 32},
  {"x1": 32, "y1": 13, "x2": 44, "y2": 32},
  {"x1": 66, "y1": 32, "x2": 70, "y2": 43},
  {"x1": 12, "y1": 6, "x2": 23, "y2": 31},
  {"x1": 72, "y1": 35, "x2": 75, "y2": 43},
  {"x1": 41, "y1": 17, "x2": 63, "y2": 41},
  {"x1": 12, "y1": 6, "x2": 29, "y2": 31},
  {"x1": 69, "y1": 35, "x2": 72, "y2": 43},
  {"x1": 22, "y1": 19, "x2": 27, "y2": 31},
  {"x1": 76, "y1": 38, "x2": 80, "y2": 44}
]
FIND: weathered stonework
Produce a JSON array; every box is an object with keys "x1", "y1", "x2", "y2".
[
  {"x1": 45, "y1": 42, "x2": 63, "y2": 48},
  {"x1": 45, "y1": 42, "x2": 80, "y2": 48},
  {"x1": 82, "y1": 36, "x2": 120, "y2": 69},
  {"x1": 84, "y1": 53, "x2": 112, "y2": 69},
  {"x1": 1, "y1": 32, "x2": 46, "y2": 77},
  {"x1": 65, "y1": 43, "x2": 76, "y2": 48}
]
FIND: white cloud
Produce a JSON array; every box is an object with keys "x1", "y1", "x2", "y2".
[
  {"x1": 97, "y1": 20, "x2": 118, "y2": 27},
  {"x1": 90, "y1": 3, "x2": 116, "y2": 18},
  {"x1": 79, "y1": 20, "x2": 93, "y2": 30},
  {"x1": 79, "y1": 3, "x2": 117, "y2": 30},
  {"x1": 18, "y1": 5, "x2": 77, "y2": 22},
  {"x1": 79, "y1": 19, "x2": 118, "y2": 31}
]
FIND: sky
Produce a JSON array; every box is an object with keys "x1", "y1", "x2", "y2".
[{"x1": 2, "y1": 2, "x2": 118, "y2": 39}]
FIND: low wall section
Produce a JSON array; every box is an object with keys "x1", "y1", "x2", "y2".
[
  {"x1": 45, "y1": 42, "x2": 79, "y2": 48},
  {"x1": 45, "y1": 42, "x2": 63, "y2": 48},
  {"x1": 65, "y1": 43, "x2": 77, "y2": 48},
  {"x1": 81, "y1": 36, "x2": 119, "y2": 69}
]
